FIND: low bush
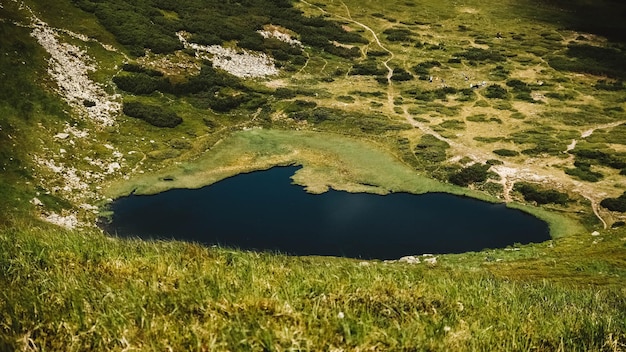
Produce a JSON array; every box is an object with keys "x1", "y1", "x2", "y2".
[
  {"x1": 122, "y1": 101, "x2": 182, "y2": 128},
  {"x1": 274, "y1": 88, "x2": 297, "y2": 99},
  {"x1": 594, "y1": 80, "x2": 624, "y2": 91},
  {"x1": 484, "y1": 84, "x2": 509, "y2": 99},
  {"x1": 391, "y1": 68, "x2": 413, "y2": 81},
  {"x1": 414, "y1": 134, "x2": 450, "y2": 163},
  {"x1": 350, "y1": 60, "x2": 387, "y2": 76},
  {"x1": 113, "y1": 74, "x2": 170, "y2": 95},
  {"x1": 572, "y1": 149, "x2": 626, "y2": 169},
  {"x1": 514, "y1": 183, "x2": 569, "y2": 205},
  {"x1": 600, "y1": 191, "x2": 626, "y2": 212},
  {"x1": 411, "y1": 60, "x2": 441, "y2": 75},
  {"x1": 548, "y1": 44, "x2": 626, "y2": 79},
  {"x1": 436, "y1": 119, "x2": 465, "y2": 130},
  {"x1": 493, "y1": 149, "x2": 519, "y2": 157},
  {"x1": 383, "y1": 28, "x2": 414, "y2": 42},
  {"x1": 449, "y1": 163, "x2": 491, "y2": 186},
  {"x1": 565, "y1": 161, "x2": 603, "y2": 182},
  {"x1": 506, "y1": 79, "x2": 531, "y2": 92},
  {"x1": 545, "y1": 91, "x2": 577, "y2": 100}
]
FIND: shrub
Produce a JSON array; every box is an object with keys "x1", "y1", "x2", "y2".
[
  {"x1": 351, "y1": 60, "x2": 387, "y2": 76},
  {"x1": 274, "y1": 88, "x2": 297, "y2": 99},
  {"x1": 391, "y1": 68, "x2": 413, "y2": 81},
  {"x1": 414, "y1": 134, "x2": 449, "y2": 163},
  {"x1": 457, "y1": 48, "x2": 506, "y2": 62},
  {"x1": 113, "y1": 74, "x2": 169, "y2": 95},
  {"x1": 572, "y1": 149, "x2": 626, "y2": 169},
  {"x1": 437, "y1": 120, "x2": 465, "y2": 130},
  {"x1": 545, "y1": 91, "x2": 577, "y2": 100},
  {"x1": 337, "y1": 95, "x2": 355, "y2": 103},
  {"x1": 383, "y1": 28, "x2": 413, "y2": 42},
  {"x1": 411, "y1": 60, "x2": 441, "y2": 75},
  {"x1": 565, "y1": 161, "x2": 604, "y2": 182},
  {"x1": 514, "y1": 183, "x2": 569, "y2": 205},
  {"x1": 600, "y1": 192, "x2": 626, "y2": 212},
  {"x1": 457, "y1": 88, "x2": 476, "y2": 102},
  {"x1": 449, "y1": 163, "x2": 491, "y2": 186},
  {"x1": 484, "y1": 84, "x2": 509, "y2": 99},
  {"x1": 122, "y1": 101, "x2": 182, "y2": 128},
  {"x1": 594, "y1": 80, "x2": 624, "y2": 91},
  {"x1": 506, "y1": 79, "x2": 531, "y2": 92},
  {"x1": 493, "y1": 149, "x2": 519, "y2": 157}
]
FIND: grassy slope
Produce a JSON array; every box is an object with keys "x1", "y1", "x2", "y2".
[
  {"x1": 1, "y1": 222, "x2": 625, "y2": 351},
  {"x1": 0, "y1": 0, "x2": 625, "y2": 350}
]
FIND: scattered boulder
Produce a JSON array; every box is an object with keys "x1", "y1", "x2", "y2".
[
  {"x1": 423, "y1": 256, "x2": 438, "y2": 265},
  {"x1": 398, "y1": 255, "x2": 420, "y2": 264},
  {"x1": 54, "y1": 133, "x2": 70, "y2": 140}
]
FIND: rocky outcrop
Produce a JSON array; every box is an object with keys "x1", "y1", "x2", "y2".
[{"x1": 177, "y1": 31, "x2": 279, "y2": 78}]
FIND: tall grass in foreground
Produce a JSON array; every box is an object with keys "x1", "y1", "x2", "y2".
[{"x1": 1, "y1": 221, "x2": 624, "y2": 351}]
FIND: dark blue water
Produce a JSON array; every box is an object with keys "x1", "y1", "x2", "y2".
[{"x1": 105, "y1": 167, "x2": 550, "y2": 259}]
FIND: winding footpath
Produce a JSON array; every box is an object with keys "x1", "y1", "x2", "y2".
[{"x1": 297, "y1": 0, "x2": 624, "y2": 228}]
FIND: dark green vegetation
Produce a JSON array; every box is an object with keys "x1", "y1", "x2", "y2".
[
  {"x1": 601, "y1": 191, "x2": 626, "y2": 212},
  {"x1": 413, "y1": 134, "x2": 450, "y2": 164},
  {"x1": 548, "y1": 44, "x2": 626, "y2": 79},
  {"x1": 493, "y1": 149, "x2": 519, "y2": 157},
  {"x1": 71, "y1": 0, "x2": 365, "y2": 57},
  {"x1": 449, "y1": 163, "x2": 491, "y2": 187},
  {"x1": 514, "y1": 182, "x2": 569, "y2": 205},
  {"x1": 122, "y1": 101, "x2": 182, "y2": 127}
]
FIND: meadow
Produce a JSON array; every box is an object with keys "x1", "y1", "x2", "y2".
[{"x1": 0, "y1": 0, "x2": 625, "y2": 349}]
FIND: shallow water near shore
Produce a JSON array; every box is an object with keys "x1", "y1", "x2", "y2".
[{"x1": 104, "y1": 167, "x2": 550, "y2": 259}]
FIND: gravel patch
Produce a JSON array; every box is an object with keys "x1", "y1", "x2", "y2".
[{"x1": 177, "y1": 31, "x2": 279, "y2": 78}]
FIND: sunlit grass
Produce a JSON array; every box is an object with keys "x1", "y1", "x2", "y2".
[
  {"x1": 2, "y1": 0, "x2": 626, "y2": 349},
  {"x1": 1, "y1": 221, "x2": 624, "y2": 351}
]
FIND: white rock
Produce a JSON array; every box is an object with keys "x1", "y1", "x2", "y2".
[
  {"x1": 399, "y1": 256, "x2": 420, "y2": 264},
  {"x1": 591, "y1": 231, "x2": 600, "y2": 236},
  {"x1": 54, "y1": 133, "x2": 70, "y2": 139},
  {"x1": 31, "y1": 20, "x2": 120, "y2": 126},
  {"x1": 31, "y1": 197, "x2": 43, "y2": 206},
  {"x1": 106, "y1": 162, "x2": 121, "y2": 174},
  {"x1": 42, "y1": 212, "x2": 79, "y2": 229},
  {"x1": 424, "y1": 257, "x2": 438, "y2": 265},
  {"x1": 177, "y1": 31, "x2": 278, "y2": 78}
]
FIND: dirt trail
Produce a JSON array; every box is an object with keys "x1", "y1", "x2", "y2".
[
  {"x1": 581, "y1": 120, "x2": 626, "y2": 138},
  {"x1": 338, "y1": 1, "x2": 395, "y2": 110},
  {"x1": 301, "y1": 0, "x2": 396, "y2": 110},
  {"x1": 300, "y1": 0, "x2": 611, "y2": 228}
]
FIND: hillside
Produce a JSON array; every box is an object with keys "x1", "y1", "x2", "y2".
[{"x1": 0, "y1": 0, "x2": 625, "y2": 350}]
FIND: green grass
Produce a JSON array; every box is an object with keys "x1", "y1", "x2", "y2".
[
  {"x1": 1, "y1": 221, "x2": 624, "y2": 351},
  {"x1": 2, "y1": 0, "x2": 626, "y2": 349},
  {"x1": 104, "y1": 128, "x2": 454, "y2": 197}
]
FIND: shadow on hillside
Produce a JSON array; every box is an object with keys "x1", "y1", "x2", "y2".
[{"x1": 515, "y1": 0, "x2": 626, "y2": 43}]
